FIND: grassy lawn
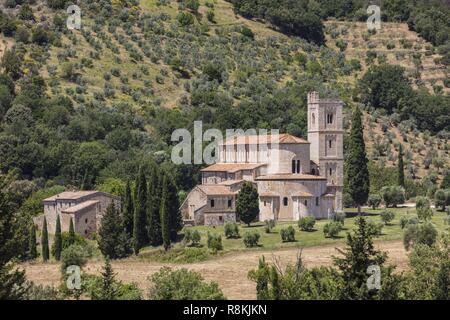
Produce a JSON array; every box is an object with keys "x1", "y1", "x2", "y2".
[{"x1": 174, "y1": 207, "x2": 449, "y2": 253}]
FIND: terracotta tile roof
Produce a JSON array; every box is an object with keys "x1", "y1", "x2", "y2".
[
  {"x1": 295, "y1": 192, "x2": 314, "y2": 197},
  {"x1": 322, "y1": 193, "x2": 335, "y2": 198},
  {"x1": 197, "y1": 185, "x2": 237, "y2": 196},
  {"x1": 255, "y1": 174, "x2": 327, "y2": 181},
  {"x1": 44, "y1": 191, "x2": 98, "y2": 202},
  {"x1": 217, "y1": 179, "x2": 244, "y2": 186},
  {"x1": 259, "y1": 192, "x2": 279, "y2": 197},
  {"x1": 61, "y1": 200, "x2": 99, "y2": 213},
  {"x1": 201, "y1": 163, "x2": 266, "y2": 173},
  {"x1": 220, "y1": 134, "x2": 309, "y2": 146}
]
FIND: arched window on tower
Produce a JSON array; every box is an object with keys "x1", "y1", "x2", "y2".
[
  {"x1": 327, "y1": 114, "x2": 333, "y2": 124},
  {"x1": 296, "y1": 160, "x2": 300, "y2": 173},
  {"x1": 292, "y1": 160, "x2": 296, "y2": 173}
]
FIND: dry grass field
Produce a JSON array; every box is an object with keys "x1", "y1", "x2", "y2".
[{"x1": 21, "y1": 239, "x2": 408, "y2": 300}]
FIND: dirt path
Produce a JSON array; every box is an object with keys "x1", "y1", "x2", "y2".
[{"x1": 21, "y1": 240, "x2": 408, "y2": 299}]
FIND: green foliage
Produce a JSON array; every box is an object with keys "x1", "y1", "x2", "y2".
[
  {"x1": 236, "y1": 181, "x2": 259, "y2": 226},
  {"x1": 397, "y1": 144, "x2": 405, "y2": 188},
  {"x1": 403, "y1": 222, "x2": 438, "y2": 250},
  {"x1": 381, "y1": 186, "x2": 406, "y2": 208},
  {"x1": 147, "y1": 165, "x2": 162, "y2": 246},
  {"x1": 99, "y1": 257, "x2": 118, "y2": 300},
  {"x1": 280, "y1": 225, "x2": 296, "y2": 242},
  {"x1": 380, "y1": 210, "x2": 395, "y2": 225},
  {"x1": 243, "y1": 231, "x2": 260, "y2": 248},
  {"x1": 333, "y1": 212, "x2": 346, "y2": 225},
  {"x1": 177, "y1": 12, "x2": 195, "y2": 26},
  {"x1": 98, "y1": 204, "x2": 132, "y2": 259},
  {"x1": 96, "y1": 178, "x2": 125, "y2": 197},
  {"x1": 52, "y1": 215, "x2": 62, "y2": 261},
  {"x1": 298, "y1": 216, "x2": 316, "y2": 231},
  {"x1": 133, "y1": 167, "x2": 148, "y2": 254},
  {"x1": 207, "y1": 232, "x2": 223, "y2": 252},
  {"x1": 366, "y1": 219, "x2": 383, "y2": 237},
  {"x1": 345, "y1": 106, "x2": 369, "y2": 212},
  {"x1": 122, "y1": 180, "x2": 134, "y2": 238},
  {"x1": 60, "y1": 244, "x2": 88, "y2": 273},
  {"x1": 20, "y1": 186, "x2": 66, "y2": 217},
  {"x1": 399, "y1": 215, "x2": 419, "y2": 229},
  {"x1": 160, "y1": 174, "x2": 171, "y2": 251},
  {"x1": 434, "y1": 189, "x2": 450, "y2": 211},
  {"x1": 230, "y1": 0, "x2": 325, "y2": 45},
  {"x1": 148, "y1": 267, "x2": 225, "y2": 300},
  {"x1": 183, "y1": 228, "x2": 201, "y2": 247},
  {"x1": 224, "y1": 222, "x2": 240, "y2": 239},
  {"x1": 367, "y1": 194, "x2": 382, "y2": 210},
  {"x1": 264, "y1": 219, "x2": 276, "y2": 233},
  {"x1": 41, "y1": 216, "x2": 49, "y2": 262},
  {"x1": 323, "y1": 221, "x2": 342, "y2": 238},
  {"x1": 68, "y1": 218, "x2": 75, "y2": 246},
  {"x1": 416, "y1": 196, "x2": 433, "y2": 221},
  {"x1": 28, "y1": 223, "x2": 37, "y2": 259}
]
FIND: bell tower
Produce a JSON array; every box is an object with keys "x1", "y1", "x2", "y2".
[{"x1": 307, "y1": 92, "x2": 344, "y2": 212}]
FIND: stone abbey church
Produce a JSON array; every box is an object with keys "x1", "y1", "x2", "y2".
[{"x1": 181, "y1": 92, "x2": 344, "y2": 226}]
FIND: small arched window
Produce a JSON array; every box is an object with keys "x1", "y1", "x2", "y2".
[
  {"x1": 292, "y1": 160, "x2": 296, "y2": 173},
  {"x1": 296, "y1": 160, "x2": 300, "y2": 173},
  {"x1": 329, "y1": 140, "x2": 332, "y2": 148},
  {"x1": 327, "y1": 114, "x2": 334, "y2": 124},
  {"x1": 211, "y1": 199, "x2": 215, "y2": 207},
  {"x1": 329, "y1": 168, "x2": 332, "y2": 176},
  {"x1": 312, "y1": 113, "x2": 315, "y2": 125},
  {"x1": 283, "y1": 197, "x2": 288, "y2": 206}
]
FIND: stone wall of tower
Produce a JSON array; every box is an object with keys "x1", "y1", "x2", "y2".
[{"x1": 307, "y1": 92, "x2": 344, "y2": 212}]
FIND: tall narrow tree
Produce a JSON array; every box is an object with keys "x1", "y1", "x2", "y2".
[
  {"x1": 99, "y1": 256, "x2": 118, "y2": 300},
  {"x1": 122, "y1": 180, "x2": 134, "y2": 238},
  {"x1": 236, "y1": 181, "x2": 260, "y2": 226},
  {"x1": 147, "y1": 165, "x2": 162, "y2": 246},
  {"x1": 133, "y1": 167, "x2": 148, "y2": 254},
  {"x1": 397, "y1": 144, "x2": 405, "y2": 188},
  {"x1": 52, "y1": 215, "x2": 62, "y2": 261},
  {"x1": 165, "y1": 171, "x2": 182, "y2": 241},
  {"x1": 29, "y1": 224, "x2": 37, "y2": 260},
  {"x1": 345, "y1": 106, "x2": 370, "y2": 214},
  {"x1": 68, "y1": 218, "x2": 75, "y2": 246},
  {"x1": 98, "y1": 204, "x2": 132, "y2": 259},
  {"x1": 41, "y1": 217, "x2": 49, "y2": 262},
  {"x1": 160, "y1": 175, "x2": 170, "y2": 251}
]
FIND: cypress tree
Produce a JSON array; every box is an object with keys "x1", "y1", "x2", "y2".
[
  {"x1": 397, "y1": 144, "x2": 405, "y2": 188},
  {"x1": 236, "y1": 181, "x2": 260, "y2": 226},
  {"x1": 68, "y1": 217, "x2": 75, "y2": 246},
  {"x1": 160, "y1": 175, "x2": 170, "y2": 251},
  {"x1": 52, "y1": 215, "x2": 62, "y2": 261},
  {"x1": 99, "y1": 256, "x2": 118, "y2": 300},
  {"x1": 345, "y1": 106, "x2": 370, "y2": 214},
  {"x1": 29, "y1": 224, "x2": 37, "y2": 259},
  {"x1": 165, "y1": 171, "x2": 182, "y2": 241},
  {"x1": 147, "y1": 165, "x2": 162, "y2": 246},
  {"x1": 41, "y1": 216, "x2": 49, "y2": 262},
  {"x1": 123, "y1": 180, "x2": 134, "y2": 238},
  {"x1": 98, "y1": 204, "x2": 132, "y2": 259},
  {"x1": 133, "y1": 167, "x2": 148, "y2": 254}
]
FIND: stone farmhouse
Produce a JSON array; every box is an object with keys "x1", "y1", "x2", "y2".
[
  {"x1": 40, "y1": 191, "x2": 120, "y2": 237},
  {"x1": 181, "y1": 92, "x2": 344, "y2": 226}
]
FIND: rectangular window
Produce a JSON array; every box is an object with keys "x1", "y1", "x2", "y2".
[
  {"x1": 316, "y1": 197, "x2": 319, "y2": 206},
  {"x1": 304, "y1": 200, "x2": 308, "y2": 206},
  {"x1": 228, "y1": 199, "x2": 232, "y2": 208},
  {"x1": 292, "y1": 160, "x2": 296, "y2": 173},
  {"x1": 296, "y1": 160, "x2": 300, "y2": 173},
  {"x1": 283, "y1": 197, "x2": 288, "y2": 206},
  {"x1": 211, "y1": 199, "x2": 215, "y2": 207},
  {"x1": 329, "y1": 140, "x2": 332, "y2": 148}
]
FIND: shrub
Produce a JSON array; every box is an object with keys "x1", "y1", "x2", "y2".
[
  {"x1": 148, "y1": 267, "x2": 225, "y2": 300},
  {"x1": 368, "y1": 194, "x2": 382, "y2": 209},
  {"x1": 367, "y1": 220, "x2": 383, "y2": 237},
  {"x1": 184, "y1": 228, "x2": 201, "y2": 247},
  {"x1": 224, "y1": 222, "x2": 240, "y2": 239},
  {"x1": 207, "y1": 233, "x2": 222, "y2": 252},
  {"x1": 298, "y1": 217, "x2": 316, "y2": 231},
  {"x1": 280, "y1": 226, "x2": 296, "y2": 242},
  {"x1": 399, "y1": 215, "x2": 419, "y2": 229},
  {"x1": 333, "y1": 212, "x2": 346, "y2": 225},
  {"x1": 177, "y1": 12, "x2": 194, "y2": 26},
  {"x1": 381, "y1": 186, "x2": 406, "y2": 207},
  {"x1": 60, "y1": 245, "x2": 88, "y2": 273},
  {"x1": 323, "y1": 222, "x2": 342, "y2": 238},
  {"x1": 264, "y1": 219, "x2": 276, "y2": 233},
  {"x1": 380, "y1": 210, "x2": 395, "y2": 225},
  {"x1": 343, "y1": 193, "x2": 354, "y2": 208},
  {"x1": 243, "y1": 232, "x2": 260, "y2": 248},
  {"x1": 416, "y1": 196, "x2": 433, "y2": 221},
  {"x1": 434, "y1": 189, "x2": 450, "y2": 211},
  {"x1": 403, "y1": 222, "x2": 438, "y2": 250}
]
